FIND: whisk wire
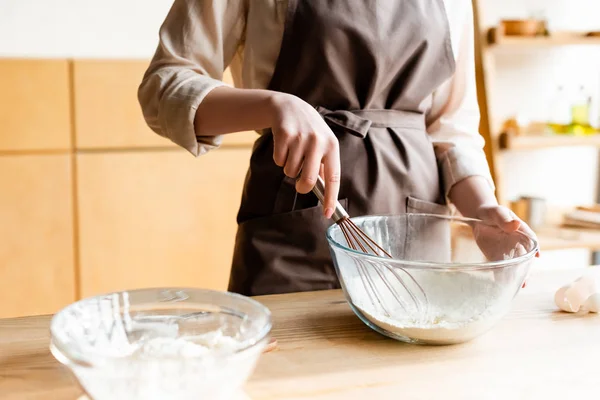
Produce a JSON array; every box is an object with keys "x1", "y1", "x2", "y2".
[
  {"x1": 357, "y1": 260, "x2": 391, "y2": 316},
  {"x1": 307, "y1": 175, "x2": 429, "y2": 321},
  {"x1": 345, "y1": 218, "x2": 392, "y2": 258}
]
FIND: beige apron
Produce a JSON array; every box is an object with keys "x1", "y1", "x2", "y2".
[{"x1": 229, "y1": 0, "x2": 456, "y2": 296}]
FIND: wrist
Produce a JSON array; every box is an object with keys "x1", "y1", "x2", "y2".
[
  {"x1": 472, "y1": 203, "x2": 501, "y2": 219},
  {"x1": 266, "y1": 91, "x2": 294, "y2": 126},
  {"x1": 449, "y1": 176, "x2": 498, "y2": 219}
]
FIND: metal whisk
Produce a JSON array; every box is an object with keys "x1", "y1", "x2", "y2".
[{"x1": 310, "y1": 175, "x2": 428, "y2": 317}]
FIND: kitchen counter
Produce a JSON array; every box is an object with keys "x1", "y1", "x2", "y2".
[{"x1": 1, "y1": 268, "x2": 599, "y2": 399}]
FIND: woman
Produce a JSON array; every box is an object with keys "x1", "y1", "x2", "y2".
[{"x1": 138, "y1": 0, "x2": 536, "y2": 296}]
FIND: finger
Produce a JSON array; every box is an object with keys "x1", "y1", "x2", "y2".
[
  {"x1": 519, "y1": 228, "x2": 540, "y2": 258},
  {"x1": 322, "y1": 145, "x2": 341, "y2": 219},
  {"x1": 283, "y1": 139, "x2": 304, "y2": 179},
  {"x1": 514, "y1": 242, "x2": 527, "y2": 257},
  {"x1": 515, "y1": 217, "x2": 536, "y2": 238},
  {"x1": 486, "y1": 208, "x2": 520, "y2": 233},
  {"x1": 296, "y1": 144, "x2": 321, "y2": 194},
  {"x1": 513, "y1": 220, "x2": 541, "y2": 257},
  {"x1": 272, "y1": 133, "x2": 290, "y2": 167}
]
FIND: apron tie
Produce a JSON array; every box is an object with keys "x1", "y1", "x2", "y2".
[
  {"x1": 316, "y1": 106, "x2": 372, "y2": 138},
  {"x1": 316, "y1": 107, "x2": 426, "y2": 138}
]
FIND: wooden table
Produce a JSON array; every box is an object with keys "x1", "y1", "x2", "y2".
[{"x1": 1, "y1": 269, "x2": 599, "y2": 399}]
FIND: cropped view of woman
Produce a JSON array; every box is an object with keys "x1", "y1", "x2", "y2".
[{"x1": 138, "y1": 0, "x2": 536, "y2": 296}]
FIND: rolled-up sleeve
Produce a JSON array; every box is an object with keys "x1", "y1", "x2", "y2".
[
  {"x1": 138, "y1": 0, "x2": 246, "y2": 156},
  {"x1": 427, "y1": 1, "x2": 494, "y2": 199}
]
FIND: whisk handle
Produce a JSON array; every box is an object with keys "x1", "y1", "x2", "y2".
[{"x1": 312, "y1": 175, "x2": 349, "y2": 222}]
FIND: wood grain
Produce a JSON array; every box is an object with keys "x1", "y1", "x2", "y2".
[
  {"x1": 0, "y1": 59, "x2": 71, "y2": 151},
  {"x1": 472, "y1": 0, "x2": 506, "y2": 205},
  {"x1": 76, "y1": 148, "x2": 251, "y2": 297},
  {"x1": 0, "y1": 155, "x2": 75, "y2": 318},
  {"x1": 0, "y1": 269, "x2": 598, "y2": 399},
  {"x1": 488, "y1": 28, "x2": 600, "y2": 47},
  {"x1": 472, "y1": 0, "x2": 496, "y2": 183},
  {"x1": 247, "y1": 268, "x2": 600, "y2": 399},
  {"x1": 0, "y1": 315, "x2": 79, "y2": 400},
  {"x1": 499, "y1": 132, "x2": 600, "y2": 150}
]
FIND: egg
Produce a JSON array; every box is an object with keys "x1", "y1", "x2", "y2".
[{"x1": 555, "y1": 273, "x2": 600, "y2": 314}]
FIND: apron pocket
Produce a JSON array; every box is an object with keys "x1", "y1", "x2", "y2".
[
  {"x1": 406, "y1": 196, "x2": 450, "y2": 215},
  {"x1": 242, "y1": 198, "x2": 348, "y2": 226},
  {"x1": 230, "y1": 199, "x2": 348, "y2": 295},
  {"x1": 404, "y1": 197, "x2": 452, "y2": 263}
]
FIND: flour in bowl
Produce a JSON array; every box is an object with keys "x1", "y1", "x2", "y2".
[
  {"x1": 356, "y1": 307, "x2": 500, "y2": 344},
  {"x1": 343, "y1": 269, "x2": 512, "y2": 344},
  {"x1": 73, "y1": 330, "x2": 258, "y2": 400},
  {"x1": 133, "y1": 331, "x2": 243, "y2": 359}
]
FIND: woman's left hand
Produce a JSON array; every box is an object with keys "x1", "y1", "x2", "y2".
[
  {"x1": 447, "y1": 177, "x2": 540, "y2": 288},
  {"x1": 475, "y1": 204, "x2": 537, "y2": 241},
  {"x1": 474, "y1": 204, "x2": 540, "y2": 287}
]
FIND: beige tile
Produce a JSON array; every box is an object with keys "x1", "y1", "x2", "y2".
[
  {"x1": 76, "y1": 148, "x2": 251, "y2": 297},
  {"x1": 0, "y1": 154, "x2": 75, "y2": 317},
  {"x1": 73, "y1": 60, "x2": 171, "y2": 149},
  {"x1": 73, "y1": 61, "x2": 256, "y2": 149},
  {"x1": 0, "y1": 59, "x2": 71, "y2": 151}
]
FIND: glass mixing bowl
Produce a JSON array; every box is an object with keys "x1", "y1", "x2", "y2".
[
  {"x1": 327, "y1": 213, "x2": 539, "y2": 345},
  {"x1": 50, "y1": 288, "x2": 271, "y2": 400}
]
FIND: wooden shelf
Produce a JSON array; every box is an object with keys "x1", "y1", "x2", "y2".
[
  {"x1": 455, "y1": 203, "x2": 600, "y2": 251},
  {"x1": 499, "y1": 132, "x2": 600, "y2": 150},
  {"x1": 487, "y1": 28, "x2": 600, "y2": 48},
  {"x1": 537, "y1": 225, "x2": 600, "y2": 251}
]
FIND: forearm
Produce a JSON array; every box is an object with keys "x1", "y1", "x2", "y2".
[
  {"x1": 194, "y1": 86, "x2": 279, "y2": 136},
  {"x1": 448, "y1": 176, "x2": 498, "y2": 218}
]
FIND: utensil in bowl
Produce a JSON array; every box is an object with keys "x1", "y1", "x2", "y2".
[
  {"x1": 50, "y1": 288, "x2": 271, "y2": 400},
  {"x1": 327, "y1": 213, "x2": 538, "y2": 345},
  {"x1": 309, "y1": 175, "x2": 429, "y2": 320}
]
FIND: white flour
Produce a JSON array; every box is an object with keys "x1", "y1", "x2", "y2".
[
  {"x1": 73, "y1": 330, "x2": 258, "y2": 400},
  {"x1": 356, "y1": 307, "x2": 499, "y2": 344},
  {"x1": 133, "y1": 332, "x2": 243, "y2": 359},
  {"x1": 344, "y1": 270, "x2": 509, "y2": 344}
]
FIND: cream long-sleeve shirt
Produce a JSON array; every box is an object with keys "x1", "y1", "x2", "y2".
[{"x1": 138, "y1": 0, "x2": 494, "y2": 197}]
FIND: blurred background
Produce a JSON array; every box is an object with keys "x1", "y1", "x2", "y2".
[{"x1": 1, "y1": 0, "x2": 600, "y2": 318}]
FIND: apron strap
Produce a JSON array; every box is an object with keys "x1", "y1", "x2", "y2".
[
  {"x1": 316, "y1": 106, "x2": 372, "y2": 138},
  {"x1": 316, "y1": 106, "x2": 426, "y2": 138}
]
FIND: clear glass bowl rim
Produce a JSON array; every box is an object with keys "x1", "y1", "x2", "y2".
[
  {"x1": 50, "y1": 287, "x2": 273, "y2": 368},
  {"x1": 326, "y1": 213, "x2": 539, "y2": 270}
]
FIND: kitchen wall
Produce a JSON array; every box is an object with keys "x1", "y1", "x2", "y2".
[
  {"x1": 0, "y1": 0, "x2": 251, "y2": 318},
  {"x1": 0, "y1": 0, "x2": 597, "y2": 278},
  {"x1": 0, "y1": 0, "x2": 173, "y2": 58}
]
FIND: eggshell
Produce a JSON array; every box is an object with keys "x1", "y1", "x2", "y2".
[
  {"x1": 555, "y1": 272, "x2": 600, "y2": 313},
  {"x1": 555, "y1": 284, "x2": 578, "y2": 312},
  {"x1": 585, "y1": 293, "x2": 600, "y2": 313}
]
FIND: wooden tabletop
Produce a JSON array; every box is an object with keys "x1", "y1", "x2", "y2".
[{"x1": 1, "y1": 268, "x2": 599, "y2": 399}]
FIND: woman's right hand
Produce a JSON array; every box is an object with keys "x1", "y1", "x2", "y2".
[{"x1": 269, "y1": 93, "x2": 341, "y2": 219}]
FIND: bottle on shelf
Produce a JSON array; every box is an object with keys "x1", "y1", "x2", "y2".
[
  {"x1": 546, "y1": 85, "x2": 570, "y2": 134},
  {"x1": 596, "y1": 73, "x2": 600, "y2": 130},
  {"x1": 569, "y1": 85, "x2": 595, "y2": 135}
]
